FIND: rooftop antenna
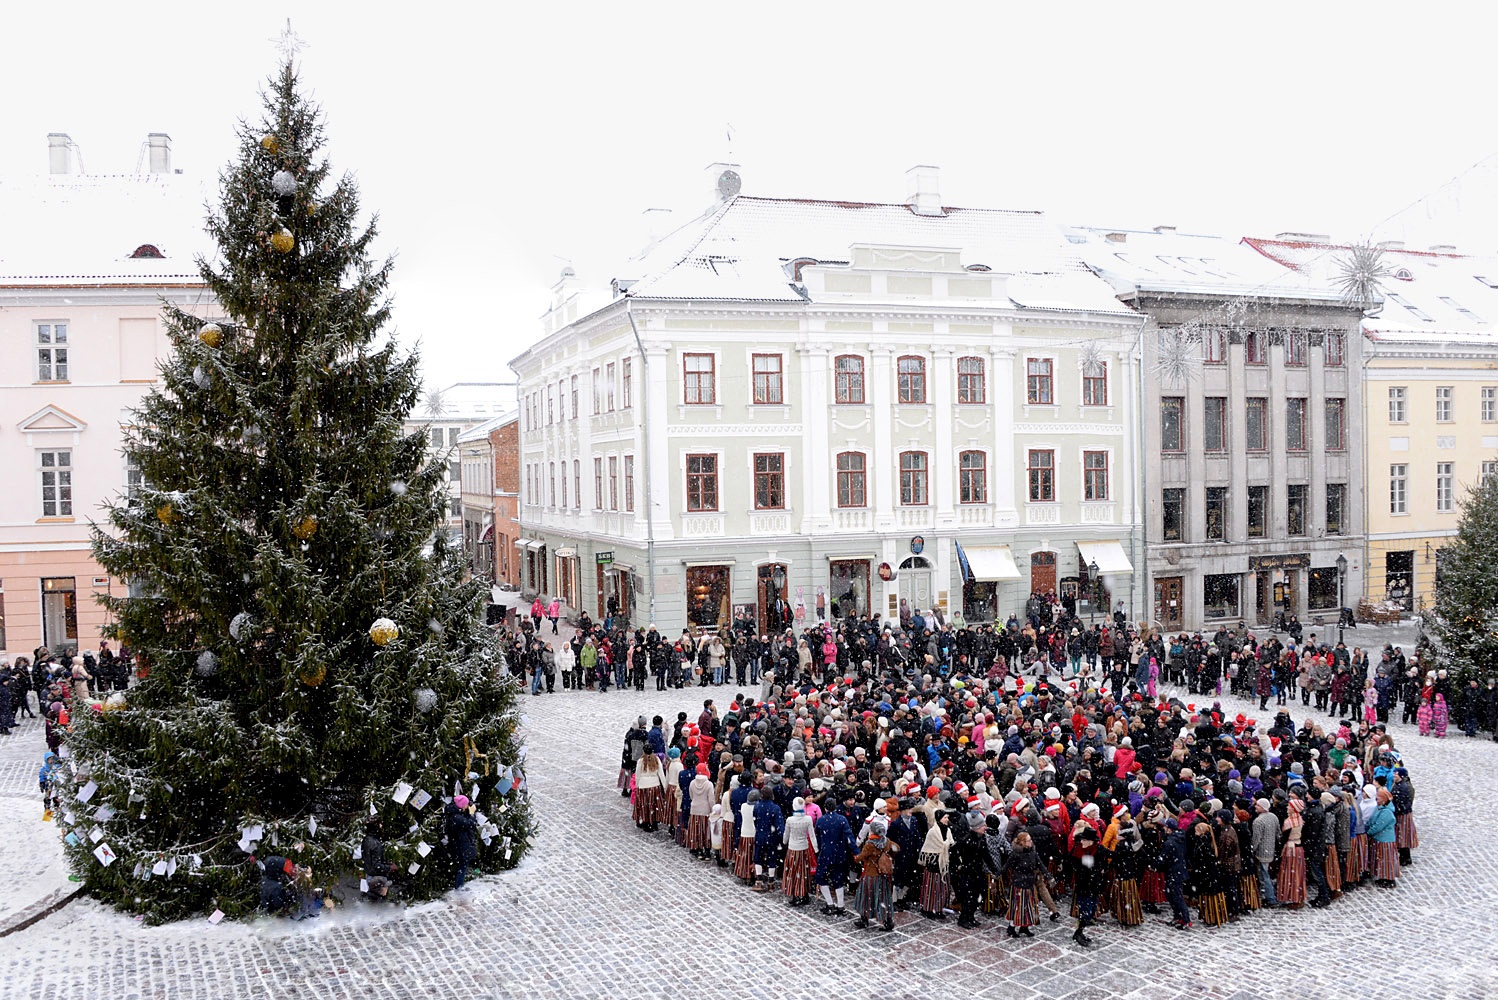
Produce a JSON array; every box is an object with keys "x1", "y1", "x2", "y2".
[{"x1": 725, "y1": 122, "x2": 735, "y2": 161}]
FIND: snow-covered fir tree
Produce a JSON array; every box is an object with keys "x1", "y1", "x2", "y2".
[
  {"x1": 1427, "y1": 471, "x2": 1498, "y2": 694},
  {"x1": 58, "y1": 62, "x2": 533, "y2": 922}
]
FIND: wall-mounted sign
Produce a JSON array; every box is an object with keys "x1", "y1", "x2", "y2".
[
  {"x1": 878, "y1": 562, "x2": 894, "y2": 582},
  {"x1": 595, "y1": 550, "x2": 614, "y2": 564},
  {"x1": 910, "y1": 536, "x2": 925, "y2": 555}
]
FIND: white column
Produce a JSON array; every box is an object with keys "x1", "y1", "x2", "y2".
[
  {"x1": 933, "y1": 347, "x2": 956, "y2": 523},
  {"x1": 800, "y1": 344, "x2": 831, "y2": 532},
  {"x1": 645, "y1": 344, "x2": 673, "y2": 541},
  {"x1": 1308, "y1": 347, "x2": 1327, "y2": 535},
  {"x1": 870, "y1": 346, "x2": 895, "y2": 528},
  {"x1": 992, "y1": 347, "x2": 1018, "y2": 523}
]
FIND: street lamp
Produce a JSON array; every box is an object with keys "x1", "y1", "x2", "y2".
[
  {"x1": 1088, "y1": 559, "x2": 1100, "y2": 627},
  {"x1": 1336, "y1": 552, "x2": 1348, "y2": 645},
  {"x1": 771, "y1": 565, "x2": 787, "y2": 632}
]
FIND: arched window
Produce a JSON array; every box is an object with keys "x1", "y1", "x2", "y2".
[
  {"x1": 899, "y1": 451, "x2": 928, "y2": 505},
  {"x1": 897, "y1": 355, "x2": 927, "y2": 404},
  {"x1": 834, "y1": 355, "x2": 865, "y2": 404},
  {"x1": 959, "y1": 450, "x2": 987, "y2": 504},
  {"x1": 835, "y1": 452, "x2": 866, "y2": 508}
]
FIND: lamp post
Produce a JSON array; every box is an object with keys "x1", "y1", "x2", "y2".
[
  {"x1": 1336, "y1": 552, "x2": 1348, "y2": 645},
  {"x1": 771, "y1": 565, "x2": 787, "y2": 633},
  {"x1": 1088, "y1": 559, "x2": 1100, "y2": 627}
]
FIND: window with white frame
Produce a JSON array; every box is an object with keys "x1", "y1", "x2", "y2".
[
  {"x1": 39, "y1": 449, "x2": 72, "y2": 516},
  {"x1": 572, "y1": 459, "x2": 581, "y2": 509},
  {"x1": 1389, "y1": 386, "x2": 1407, "y2": 423},
  {"x1": 752, "y1": 354, "x2": 784, "y2": 404},
  {"x1": 1390, "y1": 463, "x2": 1408, "y2": 514},
  {"x1": 1484, "y1": 386, "x2": 1497, "y2": 423},
  {"x1": 621, "y1": 357, "x2": 632, "y2": 409},
  {"x1": 683, "y1": 354, "x2": 716, "y2": 404},
  {"x1": 1202, "y1": 329, "x2": 1227, "y2": 363},
  {"x1": 1082, "y1": 362, "x2": 1108, "y2": 406},
  {"x1": 1435, "y1": 385, "x2": 1453, "y2": 422},
  {"x1": 125, "y1": 455, "x2": 144, "y2": 505},
  {"x1": 623, "y1": 455, "x2": 635, "y2": 512},
  {"x1": 1083, "y1": 450, "x2": 1109, "y2": 501},
  {"x1": 1484, "y1": 460, "x2": 1498, "y2": 487},
  {"x1": 1436, "y1": 462, "x2": 1454, "y2": 512},
  {"x1": 37, "y1": 322, "x2": 68, "y2": 381},
  {"x1": 608, "y1": 456, "x2": 618, "y2": 510},
  {"x1": 594, "y1": 457, "x2": 604, "y2": 509},
  {"x1": 956, "y1": 357, "x2": 986, "y2": 404},
  {"x1": 834, "y1": 355, "x2": 865, "y2": 404},
  {"x1": 958, "y1": 450, "x2": 987, "y2": 503},
  {"x1": 606, "y1": 362, "x2": 616, "y2": 411}
]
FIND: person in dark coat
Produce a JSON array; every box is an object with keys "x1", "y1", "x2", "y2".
[
  {"x1": 362, "y1": 817, "x2": 398, "y2": 901},
  {"x1": 1156, "y1": 820, "x2": 1193, "y2": 929},
  {"x1": 813, "y1": 806, "x2": 856, "y2": 914},
  {"x1": 751, "y1": 790, "x2": 785, "y2": 891},
  {"x1": 950, "y1": 813, "x2": 1002, "y2": 928},
  {"x1": 445, "y1": 794, "x2": 479, "y2": 890},
  {"x1": 888, "y1": 799, "x2": 922, "y2": 909},
  {"x1": 257, "y1": 854, "x2": 302, "y2": 913}
]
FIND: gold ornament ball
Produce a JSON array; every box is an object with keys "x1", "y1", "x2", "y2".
[
  {"x1": 369, "y1": 618, "x2": 399, "y2": 647},
  {"x1": 300, "y1": 663, "x2": 327, "y2": 687},
  {"x1": 306, "y1": 201, "x2": 319, "y2": 216},
  {"x1": 293, "y1": 515, "x2": 319, "y2": 540},
  {"x1": 197, "y1": 323, "x2": 223, "y2": 348},
  {"x1": 156, "y1": 504, "x2": 178, "y2": 525},
  {"x1": 271, "y1": 229, "x2": 296, "y2": 254},
  {"x1": 261, "y1": 134, "x2": 280, "y2": 154}
]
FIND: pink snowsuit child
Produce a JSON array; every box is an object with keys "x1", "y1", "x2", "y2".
[
  {"x1": 1363, "y1": 682, "x2": 1379, "y2": 727},
  {"x1": 1147, "y1": 657, "x2": 1159, "y2": 699},
  {"x1": 1431, "y1": 694, "x2": 1449, "y2": 737},
  {"x1": 1417, "y1": 698, "x2": 1432, "y2": 736}
]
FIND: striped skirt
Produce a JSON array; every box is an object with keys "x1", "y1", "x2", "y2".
[
  {"x1": 854, "y1": 873, "x2": 892, "y2": 920},
  {"x1": 1142, "y1": 869, "x2": 1166, "y2": 904},
  {"x1": 632, "y1": 786, "x2": 665, "y2": 825},
  {"x1": 1346, "y1": 834, "x2": 1367, "y2": 882},
  {"x1": 1325, "y1": 845, "x2": 1342, "y2": 894},
  {"x1": 734, "y1": 836, "x2": 757, "y2": 880},
  {"x1": 983, "y1": 873, "x2": 1008, "y2": 914},
  {"x1": 783, "y1": 848, "x2": 811, "y2": 898},
  {"x1": 1373, "y1": 841, "x2": 1401, "y2": 881},
  {"x1": 686, "y1": 814, "x2": 711, "y2": 850},
  {"x1": 1008, "y1": 885, "x2": 1040, "y2": 927},
  {"x1": 1277, "y1": 845, "x2": 1306, "y2": 905},
  {"x1": 1238, "y1": 873, "x2": 1261, "y2": 911},
  {"x1": 919, "y1": 870, "x2": 951, "y2": 913},
  {"x1": 722, "y1": 821, "x2": 737, "y2": 862},
  {"x1": 1396, "y1": 813, "x2": 1419, "y2": 849},
  {"x1": 1112, "y1": 878, "x2": 1143, "y2": 926},
  {"x1": 1199, "y1": 891, "x2": 1228, "y2": 926}
]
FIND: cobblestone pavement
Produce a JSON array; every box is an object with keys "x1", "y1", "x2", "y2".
[{"x1": 3, "y1": 663, "x2": 1496, "y2": 1000}]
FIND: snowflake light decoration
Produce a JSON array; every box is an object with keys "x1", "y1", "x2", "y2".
[
  {"x1": 1079, "y1": 340, "x2": 1107, "y2": 378},
  {"x1": 1335, "y1": 243, "x2": 1390, "y2": 309},
  {"x1": 1152, "y1": 323, "x2": 1201, "y2": 386}
]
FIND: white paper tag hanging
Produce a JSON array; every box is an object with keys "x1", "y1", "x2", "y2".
[
  {"x1": 416, "y1": 841, "x2": 432, "y2": 858},
  {"x1": 94, "y1": 843, "x2": 117, "y2": 866},
  {"x1": 208, "y1": 909, "x2": 225, "y2": 924},
  {"x1": 392, "y1": 782, "x2": 413, "y2": 805},
  {"x1": 410, "y1": 790, "x2": 432, "y2": 810},
  {"x1": 77, "y1": 781, "x2": 98, "y2": 803}
]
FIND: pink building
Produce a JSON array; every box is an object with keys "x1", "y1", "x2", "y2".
[{"x1": 0, "y1": 133, "x2": 214, "y2": 658}]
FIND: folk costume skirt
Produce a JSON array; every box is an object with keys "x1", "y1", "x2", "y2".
[
  {"x1": 734, "y1": 836, "x2": 757, "y2": 880},
  {"x1": 1008, "y1": 885, "x2": 1039, "y2": 928},
  {"x1": 919, "y1": 869, "x2": 951, "y2": 913},
  {"x1": 783, "y1": 848, "x2": 811, "y2": 898},
  {"x1": 722, "y1": 820, "x2": 737, "y2": 862},
  {"x1": 1112, "y1": 878, "x2": 1143, "y2": 926},
  {"x1": 1396, "y1": 813, "x2": 1419, "y2": 850},
  {"x1": 686, "y1": 814, "x2": 711, "y2": 851},
  {"x1": 1238, "y1": 872, "x2": 1261, "y2": 911},
  {"x1": 633, "y1": 786, "x2": 665, "y2": 825},
  {"x1": 1142, "y1": 869, "x2": 1166, "y2": 904},
  {"x1": 1199, "y1": 891, "x2": 1228, "y2": 926},
  {"x1": 1325, "y1": 845, "x2": 1343, "y2": 894},
  {"x1": 1277, "y1": 844, "x2": 1307, "y2": 905},
  {"x1": 1347, "y1": 834, "x2": 1367, "y2": 882},
  {"x1": 855, "y1": 874, "x2": 893, "y2": 920},
  {"x1": 1373, "y1": 841, "x2": 1401, "y2": 881}
]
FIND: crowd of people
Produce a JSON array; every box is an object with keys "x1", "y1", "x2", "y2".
[
  {"x1": 1, "y1": 642, "x2": 136, "y2": 740},
  {"x1": 609, "y1": 600, "x2": 1424, "y2": 944}
]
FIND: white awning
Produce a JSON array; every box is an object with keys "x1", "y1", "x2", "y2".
[
  {"x1": 1077, "y1": 540, "x2": 1133, "y2": 575},
  {"x1": 512, "y1": 537, "x2": 531, "y2": 548},
  {"x1": 963, "y1": 544, "x2": 1023, "y2": 582},
  {"x1": 526, "y1": 539, "x2": 546, "y2": 551},
  {"x1": 555, "y1": 547, "x2": 577, "y2": 558}
]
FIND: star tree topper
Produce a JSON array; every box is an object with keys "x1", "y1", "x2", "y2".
[{"x1": 270, "y1": 18, "x2": 309, "y2": 63}]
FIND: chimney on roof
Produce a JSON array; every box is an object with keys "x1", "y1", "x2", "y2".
[
  {"x1": 1428, "y1": 244, "x2": 1458, "y2": 253},
  {"x1": 1274, "y1": 232, "x2": 1330, "y2": 244},
  {"x1": 906, "y1": 165, "x2": 943, "y2": 217},
  {"x1": 1376, "y1": 240, "x2": 1404, "y2": 251},
  {"x1": 47, "y1": 133, "x2": 73, "y2": 175},
  {"x1": 1105, "y1": 232, "x2": 1128, "y2": 244},
  {"x1": 147, "y1": 133, "x2": 172, "y2": 174},
  {"x1": 1153, "y1": 225, "x2": 1176, "y2": 235}
]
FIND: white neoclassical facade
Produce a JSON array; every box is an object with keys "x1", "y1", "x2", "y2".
[{"x1": 510, "y1": 168, "x2": 1146, "y2": 633}]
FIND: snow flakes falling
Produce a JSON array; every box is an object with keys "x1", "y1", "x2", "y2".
[
  {"x1": 414, "y1": 688, "x2": 438, "y2": 713},
  {"x1": 195, "y1": 651, "x2": 219, "y2": 677}
]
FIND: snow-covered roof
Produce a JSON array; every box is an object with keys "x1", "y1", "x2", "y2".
[
  {"x1": 0, "y1": 172, "x2": 212, "y2": 284},
  {"x1": 1245, "y1": 238, "x2": 1498, "y2": 344},
  {"x1": 456, "y1": 411, "x2": 515, "y2": 443},
  {"x1": 411, "y1": 382, "x2": 518, "y2": 422},
  {"x1": 1068, "y1": 226, "x2": 1339, "y2": 303},
  {"x1": 621, "y1": 196, "x2": 1132, "y2": 313}
]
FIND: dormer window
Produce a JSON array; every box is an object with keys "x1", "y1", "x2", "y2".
[
  {"x1": 1393, "y1": 267, "x2": 1414, "y2": 281},
  {"x1": 129, "y1": 244, "x2": 165, "y2": 259}
]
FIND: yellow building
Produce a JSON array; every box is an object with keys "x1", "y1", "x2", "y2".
[{"x1": 1251, "y1": 238, "x2": 1498, "y2": 614}]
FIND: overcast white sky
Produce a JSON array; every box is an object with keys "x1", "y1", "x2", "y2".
[{"x1": 7, "y1": 2, "x2": 1497, "y2": 390}]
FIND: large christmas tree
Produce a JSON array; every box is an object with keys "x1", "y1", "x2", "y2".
[
  {"x1": 59, "y1": 63, "x2": 532, "y2": 921},
  {"x1": 1427, "y1": 472, "x2": 1498, "y2": 694}
]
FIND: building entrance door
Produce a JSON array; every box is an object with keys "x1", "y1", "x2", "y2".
[
  {"x1": 1255, "y1": 572, "x2": 1272, "y2": 626},
  {"x1": 898, "y1": 557, "x2": 933, "y2": 613},
  {"x1": 41, "y1": 577, "x2": 78, "y2": 652},
  {"x1": 1155, "y1": 576, "x2": 1183, "y2": 630},
  {"x1": 758, "y1": 563, "x2": 790, "y2": 635},
  {"x1": 1029, "y1": 551, "x2": 1057, "y2": 598}
]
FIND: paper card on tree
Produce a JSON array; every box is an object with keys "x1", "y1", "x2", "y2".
[
  {"x1": 392, "y1": 782, "x2": 413, "y2": 805},
  {"x1": 88, "y1": 826, "x2": 104, "y2": 843},
  {"x1": 416, "y1": 841, "x2": 432, "y2": 857},
  {"x1": 63, "y1": 811, "x2": 75, "y2": 825},
  {"x1": 370, "y1": 802, "x2": 378, "y2": 817},
  {"x1": 307, "y1": 816, "x2": 317, "y2": 836},
  {"x1": 505, "y1": 848, "x2": 512, "y2": 860},
  {"x1": 167, "y1": 858, "x2": 178, "y2": 878},
  {"x1": 470, "y1": 782, "x2": 479, "y2": 802},
  {"x1": 208, "y1": 909, "x2": 225, "y2": 924},
  {"x1": 133, "y1": 862, "x2": 144, "y2": 879},
  {"x1": 352, "y1": 845, "x2": 362, "y2": 860},
  {"x1": 359, "y1": 879, "x2": 369, "y2": 893},
  {"x1": 93, "y1": 805, "x2": 116, "y2": 822},
  {"x1": 152, "y1": 860, "x2": 168, "y2": 876},
  {"x1": 408, "y1": 823, "x2": 419, "y2": 834},
  {"x1": 407, "y1": 862, "x2": 420, "y2": 875},
  {"x1": 65, "y1": 832, "x2": 80, "y2": 847},
  {"x1": 410, "y1": 789, "x2": 432, "y2": 810},
  {"x1": 94, "y1": 843, "x2": 117, "y2": 867},
  {"x1": 57, "y1": 745, "x2": 69, "y2": 759},
  {"x1": 245, "y1": 824, "x2": 264, "y2": 842},
  {"x1": 77, "y1": 781, "x2": 98, "y2": 803}
]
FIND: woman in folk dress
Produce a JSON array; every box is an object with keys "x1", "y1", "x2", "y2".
[
  {"x1": 781, "y1": 797, "x2": 818, "y2": 906},
  {"x1": 917, "y1": 810, "x2": 954, "y2": 920},
  {"x1": 1005, "y1": 831, "x2": 1043, "y2": 938},
  {"x1": 686, "y1": 764, "x2": 715, "y2": 857},
  {"x1": 852, "y1": 818, "x2": 896, "y2": 931},
  {"x1": 632, "y1": 751, "x2": 668, "y2": 832},
  {"x1": 1277, "y1": 798, "x2": 1307, "y2": 907}
]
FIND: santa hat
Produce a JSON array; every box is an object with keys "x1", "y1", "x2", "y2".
[
  {"x1": 1113, "y1": 803, "x2": 1130, "y2": 818},
  {"x1": 966, "y1": 795, "x2": 980, "y2": 810},
  {"x1": 1044, "y1": 797, "x2": 1062, "y2": 815}
]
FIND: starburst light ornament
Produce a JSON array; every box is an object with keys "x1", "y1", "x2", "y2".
[
  {"x1": 1335, "y1": 243, "x2": 1391, "y2": 309},
  {"x1": 1152, "y1": 324, "x2": 1201, "y2": 387}
]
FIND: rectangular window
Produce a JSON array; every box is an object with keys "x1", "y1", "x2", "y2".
[
  {"x1": 1435, "y1": 385, "x2": 1453, "y2": 422},
  {"x1": 1286, "y1": 397, "x2": 1307, "y2": 451},
  {"x1": 1309, "y1": 567, "x2": 1340, "y2": 611},
  {"x1": 899, "y1": 451, "x2": 928, "y2": 505},
  {"x1": 1025, "y1": 358, "x2": 1053, "y2": 404},
  {"x1": 1484, "y1": 460, "x2": 1498, "y2": 487},
  {"x1": 1285, "y1": 330, "x2": 1307, "y2": 366},
  {"x1": 959, "y1": 450, "x2": 987, "y2": 503},
  {"x1": 1205, "y1": 487, "x2": 1227, "y2": 541},
  {"x1": 37, "y1": 322, "x2": 68, "y2": 381},
  {"x1": 548, "y1": 462, "x2": 556, "y2": 506},
  {"x1": 1161, "y1": 397, "x2": 1185, "y2": 452},
  {"x1": 547, "y1": 388, "x2": 554, "y2": 424},
  {"x1": 1027, "y1": 449, "x2": 1054, "y2": 502},
  {"x1": 605, "y1": 362, "x2": 616, "y2": 411},
  {"x1": 573, "y1": 460, "x2": 581, "y2": 509},
  {"x1": 608, "y1": 456, "x2": 619, "y2": 510},
  {"x1": 1246, "y1": 330, "x2": 1266, "y2": 365},
  {"x1": 1390, "y1": 463, "x2": 1408, "y2": 514},
  {"x1": 39, "y1": 450, "x2": 73, "y2": 517},
  {"x1": 592, "y1": 368, "x2": 601, "y2": 414},
  {"x1": 623, "y1": 455, "x2": 635, "y2": 512},
  {"x1": 593, "y1": 457, "x2": 604, "y2": 509},
  {"x1": 897, "y1": 356, "x2": 927, "y2": 404},
  {"x1": 621, "y1": 357, "x2": 632, "y2": 409},
  {"x1": 560, "y1": 463, "x2": 567, "y2": 508},
  {"x1": 1389, "y1": 386, "x2": 1407, "y2": 423},
  {"x1": 125, "y1": 456, "x2": 144, "y2": 504},
  {"x1": 753, "y1": 453, "x2": 785, "y2": 509},
  {"x1": 1326, "y1": 483, "x2": 1345, "y2": 535},
  {"x1": 1082, "y1": 362, "x2": 1108, "y2": 406},
  {"x1": 1204, "y1": 397, "x2": 1228, "y2": 453},
  {"x1": 1325, "y1": 331, "x2": 1345, "y2": 367},
  {"x1": 1202, "y1": 329, "x2": 1227, "y2": 363},
  {"x1": 956, "y1": 356, "x2": 986, "y2": 404},
  {"x1": 1437, "y1": 461, "x2": 1454, "y2": 512},
  {"x1": 1083, "y1": 450, "x2": 1109, "y2": 501},
  {"x1": 1325, "y1": 398, "x2": 1346, "y2": 450},
  {"x1": 570, "y1": 375, "x2": 579, "y2": 418},
  {"x1": 836, "y1": 452, "x2": 867, "y2": 508},
  {"x1": 1484, "y1": 387, "x2": 1497, "y2": 423},
  {"x1": 683, "y1": 353, "x2": 716, "y2": 404},
  {"x1": 834, "y1": 355, "x2": 865, "y2": 404},
  {"x1": 1287, "y1": 483, "x2": 1307, "y2": 536},
  {"x1": 1161, "y1": 488, "x2": 1185, "y2": 541},
  {"x1": 1203, "y1": 574, "x2": 1240, "y2": 619},
  {"x1": 686, "y1": 454, "x2": 718, "y2": 512},
  {"x1": 752, "y1": 353, "x2": 784, "y2": 404},
  {"x1": 431, "y1": 426, "x2": 444, "y2": 448},
  {"x1": 1245, "y1": 397, "x2": 1268, "y2": 451},
  {"x1": 1242, "y1": 485, "x2": 1265, "y2": 538}
]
